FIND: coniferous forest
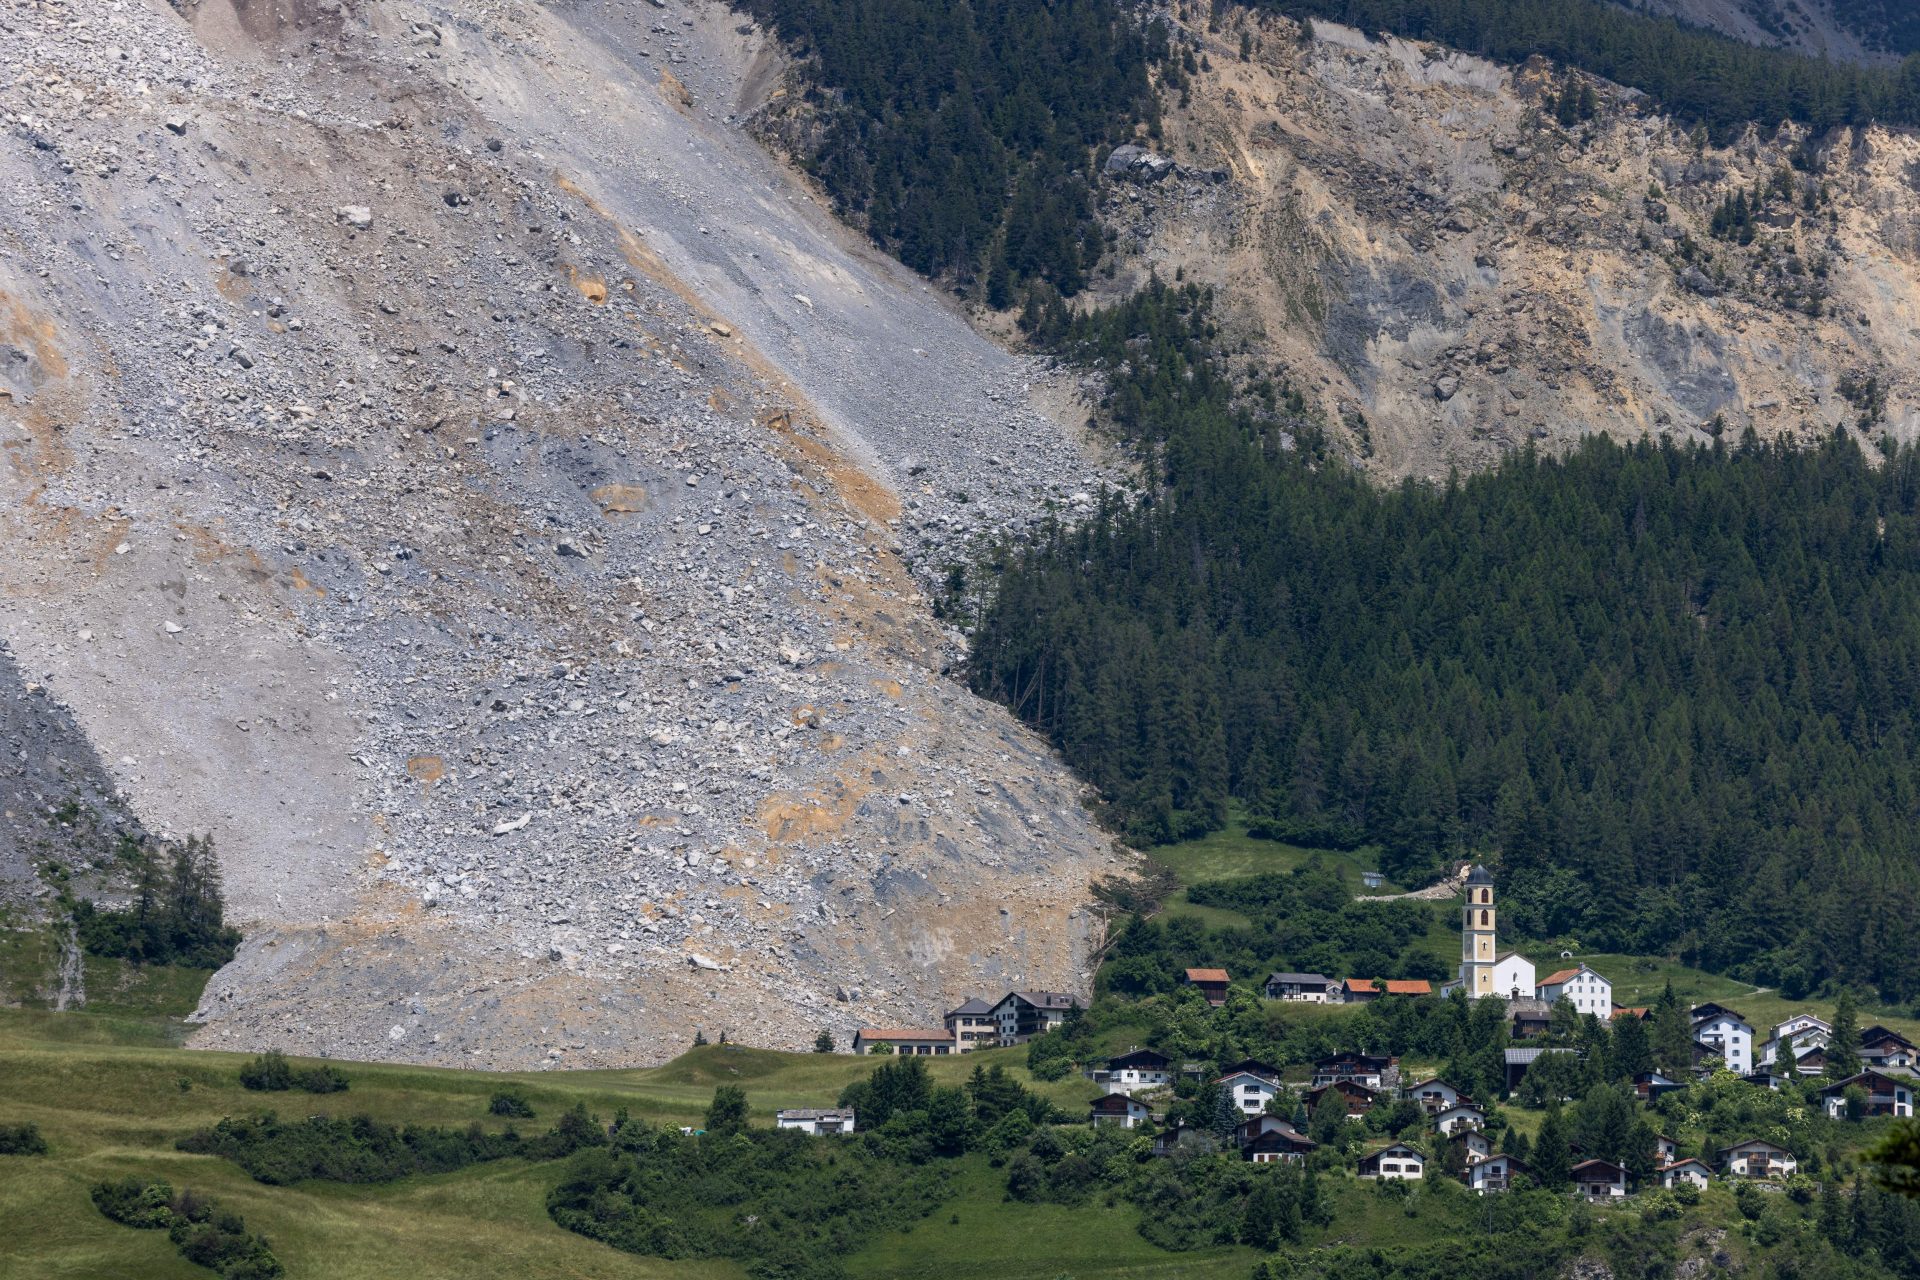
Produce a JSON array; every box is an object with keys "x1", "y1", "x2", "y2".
[
  {"x1": 970, "y1": 283, "x2": 1920, "y2": 1003},
  {"x1": 738, "y1": 0, "x2": 1163, "y2": 296}
]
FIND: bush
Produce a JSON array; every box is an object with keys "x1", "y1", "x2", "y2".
[
  {"x1": 296, "y1": 1065, "x2": 349, "y2": 1095},
  {"x1": 177, "y1": 1112, "x2": 531, "y2": 1185},
  {"x1": 489, "y1": 1090, "x2": 535, "y2": 1119},
  {"x1": 92, "y1": 1178, "x2": 283, "y2": 1279},
  {"x1": 238, "y1": 1051, "x2": 292, "y2": 1092},
  {"x1": 0, "y1": 1122, "x2": 48, "y2": 1155}
]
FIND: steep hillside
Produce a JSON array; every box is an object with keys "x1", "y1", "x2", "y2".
[
  {"x1": 1083, "y1": 5, "x2": 1920, "y2": 478},
  {"x1": 0, "y1": 0, "x2": 1129, "y2": 1066},
  {"x1": 1608, "y1": 0, "x2": 1918, "y2": 61}
]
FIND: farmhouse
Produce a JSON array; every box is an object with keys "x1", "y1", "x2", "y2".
[
  {"x1": 1263, "y1": 972, "x2": 1334, "y2": 1002},
  {"x1": 1571, "y1": 1159, "x2": 1628, "y2": 1200},
  {"x1": 1821, "y1": 1070, "x2": 1916, "y2": 1119},
  {"x1": 1537, "y1": 965, "x2": 1613, "y2": 1018},
  {"x1": 1185, "y1": 967, "x2": 1231, "y2": 1006},
  {"x1": 775, "y1": 1108, "x2": 856, "y2": 1135},
  {"x1": 1721, "y1": 1138, "x2": 1797, "y2": 1179},
  {"x1": 1358, "y1": 1143, "x2": 1426, "y2": 1180}
]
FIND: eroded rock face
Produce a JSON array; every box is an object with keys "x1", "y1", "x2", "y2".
[
  {"x1": 0, "y1": 0, "x2": 1125, "y2": 1067},
  {"x1": 1088, "y1": 10, "x2": 1920, "y2": 478}
]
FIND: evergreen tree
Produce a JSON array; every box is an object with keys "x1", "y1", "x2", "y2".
[
  {"x1": 1534, "y1": 1106, "x2": 1573, "y2": 1190},
  {"x1": 1829, "y1": 990, "x2": 1862, "y2": 1080},
  {"x1": 1612, "y1": 1013, "x2": 1653, "y2": 1081},
  {"x1": 1652, "y1": 983, "x2": 1695, "y2": 1078},
  {"x1": 705, "y1": 1086, "x2": 749, "y2": 1135}
]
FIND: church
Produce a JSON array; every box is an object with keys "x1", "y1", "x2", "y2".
[{"x1": 1446, "y1": 865, "x2": 1535, "y2": 1000}]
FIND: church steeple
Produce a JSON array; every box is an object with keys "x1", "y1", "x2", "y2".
[{"x1": 1461, "y1": 864, "x2": 1496, "y2": 998}]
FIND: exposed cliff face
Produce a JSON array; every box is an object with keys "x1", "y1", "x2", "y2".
[
  {"x1": 1604, "y1": 0, "x2": 1908, "y2": 64},
  {"x1": 1090, "y1": 6, "x2": 1920, "y2": 479},
  {"x1": 0, "y1": 0, "x2": 1124, "y2": 1065}
]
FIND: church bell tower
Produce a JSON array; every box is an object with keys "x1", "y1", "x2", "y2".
[{"x1": 1461, "y1": 864, "x2": 1496, "y2": 998}]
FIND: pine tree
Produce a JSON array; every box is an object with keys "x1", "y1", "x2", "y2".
[
  {"x1": 1653, "y1": 982, "x2": 1695, "y2": 1078},
  {"x1": 1535, "y1": 1106, "x2": 1573, "y2": 1190},
  {"x1": 1613, "y1": 1012, "x2": 1654, "y2": 1081},
  {"x1": 1829, "y1": 990, "x2": 1862, "y2": 1079}
]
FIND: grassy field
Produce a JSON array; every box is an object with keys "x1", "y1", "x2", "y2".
[
  {"x1": 0, "y1": 1000, "x2": 1114, "y2": 1280},
  {"x1": 1143, "y1": 812, "x2": 1402, "y2": 933}
]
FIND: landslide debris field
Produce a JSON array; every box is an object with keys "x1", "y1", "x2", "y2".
[{"x1": 0, "y1": 0, "x2": 1128, "y2": 1067}]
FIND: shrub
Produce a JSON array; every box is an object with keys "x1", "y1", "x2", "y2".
[
  {"x1": 238, "y1": 1051, "x2": 293, "y2": 1092},
  {"x1": 489, "y1": 1090, "x2": 535, "y2": 1119},
  {"x1": 296, "y1": 1065, "x2": 349, "y2": 1095},
  {"x1": 92, "y1": 1177, "x2": 284, "y2": 1279},
  {"x1": 0, "y1": 1122, "x2": 48, "y2": 1155}
]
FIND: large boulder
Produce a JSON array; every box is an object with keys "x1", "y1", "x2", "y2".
[{"x1": 1104, "y1": 144, "x2": 1175, "y2": 183}]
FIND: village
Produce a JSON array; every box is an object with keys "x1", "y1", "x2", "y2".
[{"x1": 772, "y1": 868, "x2": 1917, "y2": 1201}]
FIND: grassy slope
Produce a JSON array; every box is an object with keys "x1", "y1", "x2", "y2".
[{"x1": 0, "y1": 1005, "x2": 1103, "y2": 1280}]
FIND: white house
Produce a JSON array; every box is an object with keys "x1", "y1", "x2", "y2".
[
  {"x1": 1104, "y1": 1048, "x2": 1173, "y2": 1095},
  {"x1": 1691, "y1": 1007, "x2": 1755, "y2": 1076},
  {"x1": 1468, "y1": 1153, "x2": 1531, "y2": 1194},
  {"x1": 1434, "y1": 1102, "x2": 1487, "y2": 1136},
  {"x1": 1492, "y1": 953, "x2": 1537, "y2": 1002},
  {"x1": 1404, "y1": 1078, "x2": 1472, "y2": 1114},
  {"x1": 989, "y1": 990, "x2": 1079, "y2": 1046},
  {"x1": 1654, "y1": 1134, "x2": 1679, "y2": 1164},
  {"x1": 775, "y1": 1108, "x2": 856, "y2": 1135},
  {"x1": 1449, "y1": 1130, "x2": 1494, "y2": 1164},
  {"x1": 1219, "y1": 1070, "x2": 1281, "y2": 1115},
  {"x1": 1721, "y1": 1138, "x2": 1797, "y2": 1179},
  {"x1": 1536, "y1": 964, "x2": 1612, "y2": 1017},
  {"x1": 1660, "y1": 1159, "x2": 1713, "y2": 1190},
  {"x1": 1358, "y1": 1143, "x2": 1426, "y2": 1180},
  {"x1": 1821, "y1": 1070, "x2": 1916, "y2": 1119},
  {"x1": 1571, "y1": 1159, "x2": 1628, "y2": 1200},
  {"x1": 1760, "y1": 1013, "x2": 1830, "y2": 1068},
  {"x1": 1090, "y1": 1092, "x2": 1152, "y2": 1129}
]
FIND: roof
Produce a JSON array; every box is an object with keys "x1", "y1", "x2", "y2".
[
  {"x1": 1001, "y1": 990, "x2": 1079, "y2": 1010},
  {"x1": 1863, "y1": 1026, "x2": 1917, "y2": 1047},
  {"x1": 1466, "y1": 864, "x2": 1495, "y2": 886},
  {"x1": 1538, "y1": 966, "x2": 1594, "y2": 987},
  {"x1": 1316, "y1": 1052, "x2": 1393, "y2": 1067},
  {"x1": 1185, "y1": 967, "x2": 1231, "y2": 983},
  {"x1": 1611, "y1": 1007, "x2": 1650, "y2": 1020},
  {"x1": 776, "y1": 1108, "x2": 855, "y2": 1121},
  {"x1": 1218, "y1": 1070, "x2": 1280, "y2": 1087},
  {"x1": 1245, "y1": 1128, "x2": 1317, "y2": 1150},
  {"x1": 1091, "y1": 1092, "x2": 1147, "y2": 1109},
  {"x1": 1823, "y1": 1070, "x2": 1913, "y2": 1093},
  {"x1": 1109, "y1": 1048, "x2": 1171, "y2": 1068},
  {"x1": 1661, "y1": 1158, "x2": 1713, "y2": 1172},
  {"x1": 1506, "y1": 1046, "x2": 1577, "y2": 1064},
  {"x1": 1344, "y1": 978, "x2": 1432, "y2": 996},
  {"x1": 856, "y1": 1028, "x2": 953, "y2": 1041},
  {"x1": 945, "y1": 998, "x2": 993, "y2": 1016},
  {"x1": 1307, "y1": 1079, "x2": 1379, "y2": 1097},
  {"x1": 1220, "y1": 1058, "x2": 1280, "y2": 1078},
  {"x1": 1689, "y1": 1002, "x2": 1746, "y2": 1021},
  {"x1": 1361, "y1": 1144, "x2": 1424, "y2": 1163},
  {"x1": 1478, "y1": 1153, "x2": 1531, "y2": 1172},
  {"x1": 1572, "y1": 1159, "x2": 1627, "y2": 1177},
  {"x1": 1404, "y1": 1077, "x2": 1467, "y2": 1094},
  {"x1": 1435, "y1": 1100, "x2": 1485, "y2": 1114},
  {"x1": 1265, "y1": 972, "x2": 1331, "y2": 985},
  {"x1": 1721, "y1": 1138, "x2": 1792, "y2": 1155}
]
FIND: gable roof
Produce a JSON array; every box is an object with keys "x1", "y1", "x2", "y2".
[
  {"x1": 1091, "y1": 1092, "x2": 1147, "y2": 1111},
  {"x1": 998, "y1": 990, "x2": 1079, "y2": 1011},
  {"x1": 1316, "y1": 1051, "x2": 1393, "y2": 1068},
  {"x1": 1721, "y1": 1137, "x2": 1792, "y2": 1156},
  {"x1": 1506, "y1": 1046, "x2": 1577, "y2": 1065},
  {"x1": 1185, "y1": 967, "x2": 1230, "y2": 983},
  {"x1": 1689, "y1": 1002, "x2": 1746, "y2": 1021},
  {"x1": 1862, "y1": 1026, "x2": 1917, "y2": 1048},
  {"x1": 1359, "y1": 1143, "x2": 1424, "y2": 1168},
  {"x1": 1477, "y1": 1153, "x2": 1531, "y2": 1173},
  {"x1": 1539, "y1": 965, "x2": 1603, "y2": 987},
  {"x1": 1822, "y1": 1070, "x2": 1914, "y2": 1094},
  {"x1": 1109, "y1": 1048, "x2": 1171, "y2": 1070},
  {"x1": 1661, "y1": 1158, "x2": 1713, "y2": 1173},
  {"x1": 1344, "y1": 978, "x2": 1432, "y2": 996},
  {"x1": 1435, "y1": 1100, "x2": 1486, "y2": 1115},
  {"x1": 1572, "y1": 1159, "x2": 1627, "y2": 1178},
  {"x1": 1218, "y1": 1069, "x2": 1280, "y2": 1088},
  {"x1": 1265, "y1": 972, "x2": 1332, "y2": 986},
  {"x1": 1220, "y1": 1058, "x2": 1280, "y2": 1079},
  {"x1": 945, "y1": 998, "x2": 994, "y2": 1016},
  {"x1": 1405, "y1": 1077, "x2": 1469, "y2": 1095},
  {"x1": 1245, "y1": 1127, "x2": 1317, "y2": 1151}
]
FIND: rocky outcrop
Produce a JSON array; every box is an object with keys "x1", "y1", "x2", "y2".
[
  {"x1": 0, "y1": 0, "x2": 1125, "y2": 1066},
  {"x1": 1088, "y1": 5, "x2": 1920, "y2": 479}
]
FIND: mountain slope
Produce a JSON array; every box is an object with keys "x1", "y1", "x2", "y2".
[
  {"x1": 1083, "y1": 7, "x2": 1920, "y2": 479},
  {"x1": 1607, "y1": 0, "x2": 1919, "y2": 61},
  {"x1": 0, "y1": 0, "x2": 1126, "y2": 1066}
]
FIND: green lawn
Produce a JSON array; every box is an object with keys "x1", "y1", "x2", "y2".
[
  {"x1": 1143, "y1": 812, "x2": 1390, "y2": 889},
  {"x1": 0, "y1": 1004, "x2": 1109, "y2": 1280}
]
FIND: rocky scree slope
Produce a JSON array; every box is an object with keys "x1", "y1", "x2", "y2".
[
  {"x1": 0, "y1": 0, "x2": 1127, "y2": 1066},
  {"x1": 1081, "y1": 5, "x2": 1920, "y2": 479}
]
